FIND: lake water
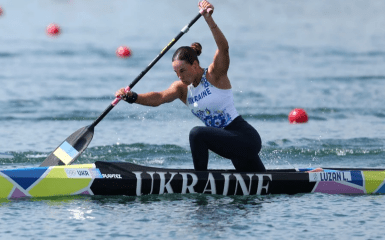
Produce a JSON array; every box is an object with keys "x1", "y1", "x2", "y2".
[{"x1": 1, "y1": 0, "x2": 385, "y2": 239}]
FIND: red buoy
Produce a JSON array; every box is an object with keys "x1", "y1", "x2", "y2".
[
  {"x1": 116, "y1": 46, "x2": 132, "y2": 58},
  {"x1": 46, "y1": 23, "x2": 61, "y2": 37},
  {"x1": 288, "y1": 108, "x2": 308, "y2": 124},
  {"x1": 0, "y1": 6, "x2": 4, "y2": 16}
]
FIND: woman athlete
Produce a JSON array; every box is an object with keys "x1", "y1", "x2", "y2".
[{"x1": 115, "y1": 0, "x2": 266, "y2": 172}]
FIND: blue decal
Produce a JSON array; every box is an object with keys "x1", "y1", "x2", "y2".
[
  {"x1": 2, "y1": 167, "x2": 49, "y2": 190},
  {"x1": 374, "y1": 183, "x2": 385, "y2": 194},
  {"x1": 60, "y1": 141, "x2": 78, "y2": 158},
  {"x1": 350, "y1": 171, "x2": 364, "y2": 187}
]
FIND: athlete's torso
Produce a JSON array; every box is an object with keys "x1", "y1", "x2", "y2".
[{"x1": 186, "y1": 68, "x2": 239, "y2": 128}]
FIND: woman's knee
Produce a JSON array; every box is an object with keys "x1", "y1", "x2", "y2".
[{"x1": 189, "y1": 126, "x2": 205, "y2": 142}]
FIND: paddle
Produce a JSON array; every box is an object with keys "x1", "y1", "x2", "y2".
[{"x1": 40, "y1": 12, "x2": 203, "y2": 167}]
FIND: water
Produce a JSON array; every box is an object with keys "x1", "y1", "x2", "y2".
[{"x1": 1, "y1": 0, "x2": 385, "y2": 239}]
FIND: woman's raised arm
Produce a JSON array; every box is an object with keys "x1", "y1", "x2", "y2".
[{"x1": 199, "y1": 1, "x2": 230, "y2": 86}]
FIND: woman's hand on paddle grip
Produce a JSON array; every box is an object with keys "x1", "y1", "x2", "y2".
[
  {"x1": 115, "y1": 87, "x2": 132, "y2": 99},
  {"x1": 199, "y1": 0, "x2": 214, "y2": 17}
]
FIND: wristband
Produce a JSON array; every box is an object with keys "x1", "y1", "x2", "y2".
[{"x1": 122, "y1": 91, "x2": 138, "y2": 104}]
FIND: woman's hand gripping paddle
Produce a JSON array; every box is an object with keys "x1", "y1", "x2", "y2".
[{"x1": 40, "y1": 12, "x2": 203, "y2": 167}]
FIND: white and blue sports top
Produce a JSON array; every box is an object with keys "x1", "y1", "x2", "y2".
[{"x1": 186, "y1": 68, "x2": 239, "y2": 128}]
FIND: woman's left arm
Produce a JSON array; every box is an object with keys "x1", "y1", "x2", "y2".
[{"x1": 199, "y1": 1, "x2": 230, "y2": 86}]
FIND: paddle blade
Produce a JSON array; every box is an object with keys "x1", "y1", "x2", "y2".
[{"x1": 39, "y1": 125, "x2": 94, "y2": 167}]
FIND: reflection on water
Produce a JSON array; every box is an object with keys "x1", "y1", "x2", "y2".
[{"x1": 68, "y1": 207, "x2": 95, "y2": 220}]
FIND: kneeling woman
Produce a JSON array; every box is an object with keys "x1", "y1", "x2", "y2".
[{"x1": 115, "y1": 0, "x2": 266, "y2": 172}]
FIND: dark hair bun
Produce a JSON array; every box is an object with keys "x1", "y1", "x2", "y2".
[{"x1": 191, "y1": 42, "x2": 202, "y2": 56}]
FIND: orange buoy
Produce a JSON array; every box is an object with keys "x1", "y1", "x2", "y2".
[
  {"x1": 46, "y1": 23, "x2": 61, "y2": 37},
  {"x1": 0, "y1": 6, "x2": 3, "y2": 16},
  {"x1": 116, "y1": 46, "x2": 132, "y2": 58},
  {"x1": 288, "y1": 108, "x2": 308, "y2": 124}
]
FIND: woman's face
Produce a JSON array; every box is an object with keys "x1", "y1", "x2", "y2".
[{"x1": 172, "y1": 60, "x2": 199, "y2": 85}]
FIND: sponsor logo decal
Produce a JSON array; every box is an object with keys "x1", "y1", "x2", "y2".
[
  {"x1": 102, "y1": 174, "x2": 122, "y2": 179},
  {"x1": 65, "y1": 169, "x2": 91, "y2": 178},
  {"x1": 65, "y1": 168, "x2": 103, "y2": 179}
]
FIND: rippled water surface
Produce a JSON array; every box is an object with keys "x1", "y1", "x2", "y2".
[{"x1": 1, "y1": 0, "x2": 385, "y2": 239}]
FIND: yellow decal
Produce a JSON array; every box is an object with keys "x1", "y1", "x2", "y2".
[
  {"x1": 363, "y1": 171, "x2": 385, "y2": 194},
  {"x1": 0, "y1": 174, "x2": 14, "y2": 199},
  {"x1": 29, "y1": 166, "x2": 93, "y2": 198},
  {"x1": 53, "y1": 148, "x2": 73, "y2": 165}
]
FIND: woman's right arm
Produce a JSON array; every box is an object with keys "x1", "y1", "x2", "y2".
[{"x1": 115, "y1": 81, "x2": 187, "y2": 107}]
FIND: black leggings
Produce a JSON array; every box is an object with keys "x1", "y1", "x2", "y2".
[{"x1": 189, "y1": 116, "x2": 266, "y2": 172}]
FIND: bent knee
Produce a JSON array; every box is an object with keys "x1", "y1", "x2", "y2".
[{"x1": 189, "y1": 126, "x2": 205, "y2": 141}]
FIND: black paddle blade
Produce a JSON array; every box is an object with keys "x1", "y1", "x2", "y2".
[{"x1": 39, "y1": 125, "x2": 94, "y2": 167}]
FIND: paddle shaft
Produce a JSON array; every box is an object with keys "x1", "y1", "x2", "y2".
[{"x1": 91, "y1": 13, "x2": 202, "y2": 128}]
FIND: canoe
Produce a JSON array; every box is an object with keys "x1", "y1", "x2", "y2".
[{"x1": 1, "y1": 161, "x2": 385, "y2": 199}]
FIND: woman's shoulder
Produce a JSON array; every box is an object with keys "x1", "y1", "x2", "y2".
[
  {"x1": 168, "y1": 80, "x2": 188, "y2": 97},
  {"x1": 170, "y1": 80, "x2": 188, "y2": 103},
  {"x1": 170, "y1": 80, "x2": 187, "y2": 89}
]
